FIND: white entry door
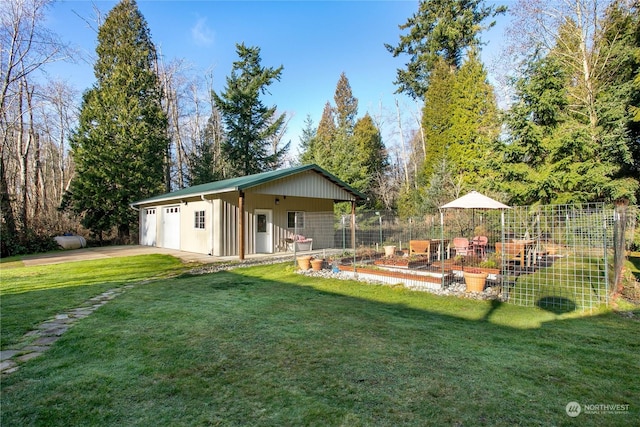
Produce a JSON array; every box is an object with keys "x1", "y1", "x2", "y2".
[
  {"x1": 255, "y1": 209, "x2": 273, "y2": 253},
  {"x1": 162, "y1": 206, "x2": 181, "y2": 250}
]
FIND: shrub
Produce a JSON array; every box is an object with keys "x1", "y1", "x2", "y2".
[
  {"x1": 620, "y1": 268, "x2": 640, "y2": 304},
  {"x1": 0, "y1": 229, "x2": 60, "y2": 258},
  {"x1": 479, "y1": 253, "x2": 500, "y2": 269}
]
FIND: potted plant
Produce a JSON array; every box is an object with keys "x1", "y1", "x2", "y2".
[
  {"x1": 297, "y1": 255, "x2": 312, "y2": 270},
  {"x1": 464, "y1": 268, "x2": 488, "y2": 292},
  {"x1": 383, "y1": 245, "x2": 396, "y2": 257},
  {"x1": 310, "y1": 258, "x2": 324, "y2": 271}
]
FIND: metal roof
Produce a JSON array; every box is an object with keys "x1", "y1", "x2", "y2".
[{"x1": 131, "y1": 164, "x2": 366, "y2": 207}]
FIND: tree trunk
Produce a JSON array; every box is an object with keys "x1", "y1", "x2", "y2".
[
  {"x1": 0, "y1": 156, "x2": 17, "y2": 247},
  {"x1": 29, "y1": 87, "x2": 42, "y2": 223},
  {"x1": 18, "y1": 79, "x2": 29, "y2": 238},
  {"x1": 395, "y1": 99, "x2": 410, "y2": 186},
  {"x1": 118, "y1": 222, "x2": 130, "y2": 243}
]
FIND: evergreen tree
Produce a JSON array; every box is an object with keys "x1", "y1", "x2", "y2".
[
  {"x1": 499, "y1": 54, "x2": 567, "y2": 205},
  {"x1": 316, "y1": 101, "x2": 337, "y2": 143},
  {"x1": 500, "y1": 45, "x2": 637, "y2": 205},
  {"x1": 385, "y1": 0, "x2": 506, "y2": 99},
  {"x1": 422, "y1": 157, "x2": 456, "y2": 212},
  {"x1": 446, "y1": 49, "x2": 500, "y2": 188},
  {"x1": 596, "y1": 0, "x2": 640, "y2": 202},
  {"x1": 505, "y1": 0, "x2": 639, "y2": 203},
  {"x1": 67, "y1": 0, "x2": 168, "y2": 240},
  {"x1": 421, "y1": 57, "x2": 455, "y2": 182},
  {"x1": 298, "y1": 115, "x2": 316, "y2": 165},
  {"x1": 334, "y1": 72, "x2": 358, "y2": 134},
  {"x1": 353, "y1": 113, "x2": 388, "y2": 196},
  {"x1": 310, "y1": 101, "x2": 337, "y2": 169},
  {"x1": 303, "y1": 75, "x2": 389, "y2": 208},
  {"x1": 325, "y1": 73, "x2": 368, "y2": 193},
  {"x1": 212, "y1": 43, "x2": 287, "y2": 176},
  {"x1": 421, "y1": 50, "x2": 500, "y2": 204}
]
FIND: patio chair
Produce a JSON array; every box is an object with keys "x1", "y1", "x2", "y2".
[{"x1": 452, "y1": 237, "x2": 472, "y2": 256}]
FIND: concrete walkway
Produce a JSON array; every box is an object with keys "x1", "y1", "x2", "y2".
[
  {"x1": 19, "y1": 245, "x2": 220, "y2": 266},
  {"x1": 19, "y1": 244, "x2": 330, "y2": 267}
]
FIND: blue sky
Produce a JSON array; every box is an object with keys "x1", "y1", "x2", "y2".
[{"x1": 45, "y1": 0, "x2": 512, "y2": 155}]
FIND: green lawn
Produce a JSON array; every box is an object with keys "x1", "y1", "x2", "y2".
[
  {"x1": 0, "y1": 255, "x2": 187, "y2": 348},
  {"x1": 1, "y1": 259, "x2": 638, "y2": 426}
]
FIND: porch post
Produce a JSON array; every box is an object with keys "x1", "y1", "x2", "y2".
[
  {"x1": 239, "y1": 191, "x2": 245, "y2": 260},
  {"x1": 351, "y1": 201, "x2": 356, "y2": 252}
]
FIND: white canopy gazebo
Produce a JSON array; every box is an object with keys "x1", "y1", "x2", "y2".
[
  {"x1": 438, "y1": 191, "x2": 511, "y2": 285},
  {"x1": 440, "y1": 190, "x2": 510, "y2": 210}
]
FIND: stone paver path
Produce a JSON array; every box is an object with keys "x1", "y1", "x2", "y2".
[
  {"x1": 1, "y1": 252, "x2": 312, "y2": 377},
  {"x1": 0, "y1": 284, "x2": 135, "y2": 376}
]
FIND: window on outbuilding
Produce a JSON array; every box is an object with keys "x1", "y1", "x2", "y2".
[
  {"x1": 194, "y1": 210, "x2": 205, "y2": 229},
  {"x1": 287, "y1": 211, "x2": 304, "y2": 229}
]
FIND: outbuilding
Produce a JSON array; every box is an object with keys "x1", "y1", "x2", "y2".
[{"x1": 131, "y1": 164, "x2": 365, "y2": 259}]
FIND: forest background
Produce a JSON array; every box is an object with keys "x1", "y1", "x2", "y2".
[{"x1": 1, "y1": 0, "x2": 638, "y2": 256}]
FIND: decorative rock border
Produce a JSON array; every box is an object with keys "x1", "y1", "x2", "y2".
[
  {"x1": 0, "y1": 285, "x2": 135, "y2": 376},
  {"x1": 297, "y1": 267, "x2": 505, "y2": 301}
]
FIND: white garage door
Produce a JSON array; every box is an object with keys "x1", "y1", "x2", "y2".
[
  {"x1": 162, "y1": 206, "x2": 180, "y2": 250},
  {"x1": 142, "y1": 208, "x2": 157, "y2": 246}
]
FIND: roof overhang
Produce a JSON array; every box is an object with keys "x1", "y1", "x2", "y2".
[{"x1": 131, "y1": 164, "x2": 366, "y2": 208}]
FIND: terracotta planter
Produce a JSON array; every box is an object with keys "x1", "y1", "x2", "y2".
[
  {"x1": 311, "y1": 259, "x2": 324, "y2": 271},
  {"x1": 297, "y1": 256, "x2": 312, "y2": 270},
  {"x1": 464, "y1": 271, "x2": 488, "y2": 292},
  {"x1": 383, "y1": 245, "x2": 396, "y2": 257}
]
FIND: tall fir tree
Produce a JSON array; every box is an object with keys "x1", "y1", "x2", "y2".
[
  {"x1": 421, "y1": 57, "x2": 455, "y2": 182},
  {"x1": 298, "y1": 115, "x2": 316, "y2": 165},
  {"x1": 419, "y1": 50, "x2": 500, "y2": 209},
  {"x1": 499, "y1": 47, "x2": 637, "y2": 205},
  {"x1": 386, "y1": 0, "x2": 506, "y2": 99},
  {"x1": 353, "y1": 113, "x2": 388, "y2": 198},
  {"x1": 334, "y1": 72, "x2": 358, "y2": 134},
  {"x1": 596, "y1": 0, "x2": 640, "y2": 202},
  {"x1": 309, "y1": 101, "x2": 337, "y2": 169},
  {"x1": 67, "y1": 0, "x2": 168, "y2": 240},
  {"x1": 446, "y1": 49, "x2": 500, "y2": 188},
  {"x1": 300, "y1": 75, "x2": 389, "y2": 208},
  {"x1": 212, "y1": 43, "x2": 287, "y2": 176},
  {"x1": 499, "y1": 54, "x2": 567, "y2": 205}
]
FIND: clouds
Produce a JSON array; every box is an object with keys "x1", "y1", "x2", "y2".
[{"x1": 191, "y1": 17, "x2": 214, "y2": 47}]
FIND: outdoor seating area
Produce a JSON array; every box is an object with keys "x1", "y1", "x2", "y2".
[
  {"x1": 450, "y1": 236, "x2": 488, "y2": 258},
  {"x1": 316, "y1": 193, "x2": 623, "y2": 311}
]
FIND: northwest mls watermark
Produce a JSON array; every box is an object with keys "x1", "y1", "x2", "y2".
[{"x1": 566, "y1": 401, "x2": 630, "y2": 417}]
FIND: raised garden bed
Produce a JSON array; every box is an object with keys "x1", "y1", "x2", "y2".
[
  {"x1": 337, "y1": 264, "x2": 453, "y2": 289},
  {"x1": 373, "y1": 255, "x2": 431, "y2": 269},
  {"x1": 431, "y1": 260, "x2": 500, "y2": 276}
]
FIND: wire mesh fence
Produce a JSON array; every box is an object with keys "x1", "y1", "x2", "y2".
[
  {"x1": 294, "y1": 204, "x2": 638, "y2": 311},
  {"x1": 502, "y1": 204, "x2": 607, "y2": 311}
]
